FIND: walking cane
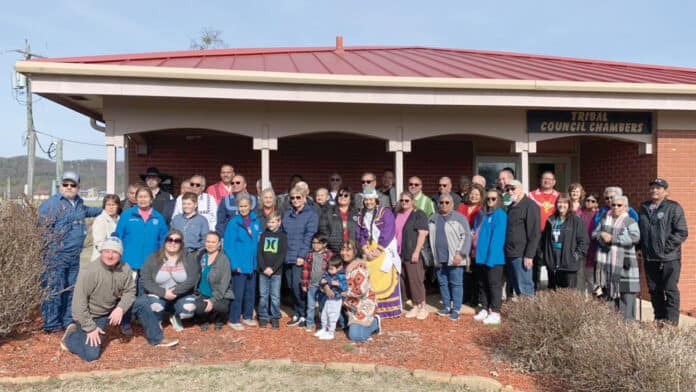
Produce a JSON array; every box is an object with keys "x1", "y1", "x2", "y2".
[{"x1": 638, "y1": 252, "x2": 643, "y2": 322}]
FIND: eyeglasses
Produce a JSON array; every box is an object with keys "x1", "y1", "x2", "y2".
[
  {"x1": 165, "y1": 237, "x2": 183, "y2": 244},
  {"x1": 190, "y1": 183, "x2": 201, "y2": 187},
  {"x1": 408, "y1": 183, "x2": 421, "y2": 187},
  {"x1": 611, "y1": 204, "x2": 624, "y2": 208},
  {"x1": 438, "y1": 184, "x2": 448, "y2": 188},
  {"x1": 62, "y1": 183, "x2": 77, "y2": 188},
  {"x1": 290, "y1": 196, "x2": 302, "y2": 200},
  {"x1": 439, "y1": 201, "x2": 451, "y2": 205},
  {"x1": 486, "y1": 197, "x2": 498, "y2": 201},
  {"x1": 330, "y1": 178, "x2": 341, "y2": 182},
  {"x1": 605, "y1": 196, "x2": 613, "y2": 200},
  {"x1": 361, "y1": 179, "x2": 374, "y2": 184},
  {"x1": 399, "y1": 199, "x2": 411, "y2": 203},
  {"x1": 505, "y1": 187, "x2": 516, "y2": 192},
  {"x1": 338, "y1": 193, "x2": 350, "y2": 198},
  {"x1": 585, "y1": 199, "x2": 597, "y2": 203},
  {"x1": 232, "y1": 181, "x2": 242, "y2": 185}
]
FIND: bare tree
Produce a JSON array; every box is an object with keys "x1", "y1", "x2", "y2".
[{"x1": 190, "y1": 28, "x2": 228, "y2": 50}]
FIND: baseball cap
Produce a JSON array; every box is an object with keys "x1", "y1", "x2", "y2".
[
  {"x1": 100, "y1": 236, "x2": 123, "y2": 255},
  {"x1": 649, "y1": 178, "x2": 669, "y2": 189},
  {"x1": 508, "y1": 179, "x2": 523, "y2": 189},
  {"x1": 61, "y1": 171, "x2": 80, "y2": 184}
]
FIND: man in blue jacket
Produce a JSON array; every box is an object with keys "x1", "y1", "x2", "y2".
[
  {"x1": 216, "y1": 175, "x2": 257, "y2": 235},
  {"x1": 38, "y1": 171, "x2": 102, "y2": 333}
]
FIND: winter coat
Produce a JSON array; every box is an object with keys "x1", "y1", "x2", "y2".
[
  {"x1": 320, "y1": 205, "x2": 359, "y2": 253},
  {"x1": 90, "y1": 211, "x2": 119, "y2": 262},
  {"x1": 223, "y1": 212, "x2": 262, "y2": 274},
  {"x1": 539, "y1": 214, "x2": 589, "y2": 272},
  {"x1": 473, "y1": 208, "x2": 507, "y2": 268},
  {"x1": 428, "y1": 211, "x2": 472, "y2": 266},
  {"x1": 113, "y1": 206, "x2": 169, "y2": 270},
  {"x1": 38, "y1": 193, "x2": 102, "y2": 258},
  {"x1": 194, "y1": 250, "x2": 234, "y2": 302},
  {"x1": 152, "y1": 190, "x2": 173, "y2": 218},
  {"x1": 282, "y1": 205, "x2": 319, "y2": 264},
  {"x1": 216, "y1": 193, "x2": 258, "y2": 235},
  {"x1": 638, "y1": 199, "x2": 688, "y2": 262},
  {"x1": 140, "y1": 251, "x2": 200, "y2": 298},
  {"x1": 593, "y1": 214, "x2": 641, "y2": 295}
]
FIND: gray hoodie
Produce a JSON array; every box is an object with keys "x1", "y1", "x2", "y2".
[{"x1": 428, "y1": 210, "x2": 472, "y2": 266}]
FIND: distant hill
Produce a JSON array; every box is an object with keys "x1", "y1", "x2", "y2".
[{"x1": 0, "y1": 156, "x2": 124, "y2": 197}]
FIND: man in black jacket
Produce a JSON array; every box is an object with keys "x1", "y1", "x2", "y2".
[
  {"x1": 503, "y1": 180, "x2": 541, "y2": 296},
  {"x1": 638, "y1": 178, "x2": 689, "y2": 325}
]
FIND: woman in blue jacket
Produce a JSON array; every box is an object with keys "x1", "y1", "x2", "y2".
[
  {"x1": 223, "y1": 193, "x2": 262, "y2": 330},
  {"x1": 113, "y1": 186, "x2": 169, "y2": 334},
  {"x1": 472, "y1": 189, "x2": 507, "y2": 325}
]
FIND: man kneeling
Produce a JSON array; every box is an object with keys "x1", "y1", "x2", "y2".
[{"x1": 61, "y1": 237, "x2": 136, "y2": 361}]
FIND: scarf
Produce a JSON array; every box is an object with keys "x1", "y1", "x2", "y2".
[{"x1": 595, "y1": 212, "x2": 627, "y2": 299}]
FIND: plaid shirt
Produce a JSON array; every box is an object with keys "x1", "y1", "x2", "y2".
[{"x1": 301, "y1": 249, "x2": 334, "y2": 291}]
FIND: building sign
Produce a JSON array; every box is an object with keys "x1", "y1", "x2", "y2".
[{"x1": 527, "y1": 110, "x2": 652, "y2": 134}]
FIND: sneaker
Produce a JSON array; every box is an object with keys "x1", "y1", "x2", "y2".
[
  {"x1": 271, "y1": 319, "x2": 279, "y2": 329},
  {"x1": 305, "y1": 324, "x2": 314, "y2": 333},
  {"x1": 473, "y1": 309, "x2": 489, "y2": 322},
  {"x1": 375, "y1": 315, "x2": 382, "y2": 335},
  {"x1": 214, "y1": 322, "x2": 224, "y2": 331},
  {"x1": 449, "y1": 312, "x2": 460, "y2": 321},
  {"x1": 227, "y1": 322, "x2": 245, "y2": 331},
  {"x1": 241, "y1": 319, "x2": 258, "y2": 327},
  {"x1": 120, "y1": 323, "x2": 134, "y2": 337},
  {"x1": 437, "y1": 308, "x2": 451, "y2": 317},
  {"x1": 319, "y1": 331, "x2": 335, "y2": 340},
  {"x1": 297, "y1": 318, "x2": 306, "y2": 328},
  {"x1": 404, "y1": 307, "x2": 419, "y2": 318},
  {"x1": 286, "y1": 315, "x2": 301, "y2": 327},
  {"x1": 259, "y1": 319, "x2": 268, "y2": 328},
  {"x1": 169, "y1": 315, "x2": 184, "y2": 332},
  {"x1": 483, "y1": 312, "x2": 501, "y2": 325},
  {"x1": 156, "y1": 338, "x2": 179, "y2": 348},
  {"x1": 313, "y1": 329, "x2": 325, "y2": 337},
  {"x1": 416, "y1": 308, "x2": 429, "y2": 320},
  {"x1": 60, "y1": 323, "x2": 77, "y2": 351},
  {"x1": 199, "y1": 322, "x2": 209, "y2": 331}
]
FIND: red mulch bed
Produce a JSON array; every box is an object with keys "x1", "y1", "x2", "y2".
[{"x1": 0, "y1": 316, "x2": 561, "y2": 391}]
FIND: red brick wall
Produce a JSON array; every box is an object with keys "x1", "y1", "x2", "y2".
[
  {"x1": 406, "y1": 138, "x2": 474, "y2": 195},
  {"x1": 656, "y1": 130, "x2": 696, "y2": 313}
]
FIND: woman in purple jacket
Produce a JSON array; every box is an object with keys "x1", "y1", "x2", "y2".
[{"x1": 357, "y1": 187, "x2": 402, "y2": 318}]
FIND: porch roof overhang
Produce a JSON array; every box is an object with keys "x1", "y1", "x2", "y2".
[{"x1": 15, "y1": 60, "x2": 696, "y2": 124}]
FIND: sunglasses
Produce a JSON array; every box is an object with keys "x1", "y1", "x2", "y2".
[
  {"x1": 399, "y1": 199, "x2": 411, "y2": 203},
  {"x1": 605, "y1": 196, "x2": 613, "y2": 200},
  {"x1": 62, "y1": 183, "x2": 77, "y2": 188},
  {"x1": 408, "y1": 183, "x2": 421, "y2": 187},
  {"x1": 486, "y1": 197, "x2": 498, "y2": 201},
  {"x1": 290, "y1": 196, "x2": 302, "y2": 200},
  {"x1": 439, "y1": 201, "x2": 451, "y2": 205},
  {"x1": 338, "y1": 193, "x2": 350, "y2": 198},
  {"x1": 611, "y1": 204, "x2": 624, "y2": 208},
  {"x1": 585, "y1": 199, "x2": 597, "y2": 203},
  {"x1": 361, "y1": 180, "x2": 374, "y2": 184},
  {"x1": 330, "y1": 178, "x2": 341, "y2": 182},
  {"x1": 505, "y1": 187, "x2": 516, "y2": 192},
  {"x1": 190, "y1": 183, "x2": 201, "y2": 187},
  {"x1": 232, "y1": 181, "x2": 242, "y2": 185},
  {"x1": 438, "y1": 184, "x2": 448, "y2": 188},
  {"x1": 166, "y1": 237, "x2": 183, "y2": 244}
]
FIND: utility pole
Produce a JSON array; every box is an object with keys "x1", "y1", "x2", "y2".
[
  {"x1": 55, "y1": 139, "x2": 63, "y2": 194},
  {"x1": 24, "y1": 39, "x2": 36, "y2": 198}
]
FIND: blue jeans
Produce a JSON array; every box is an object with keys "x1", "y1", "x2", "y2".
[
  {"x1": 122, "y1": 269, "x2": 143, "y2": 327},
  {"x1": 134, "y1": 294, "x2": 197, "y2": 345},
  {"x1": 41, "y1": 254, "x2": 80, "y2": 331},
  {"x1": 258, "y1": 274, "x2": 281, "y2": 321},
  {"x1": 284, "y1": 264, "x2": 306, "y2": 318},
  {"x1": 506, "y1": 257, "x2": 534, "y2": 296},
  {"x1": 230, "y1": 272, "x2": 256, "y2": 323},
  {"x1": 306, "y1": 285, "x2": 327, "y2": 328},
  {"x1": 348, "y1": 317, "x2": 380, "y2": 342},
  {"x1": 436, "y1": 265, "x2": 464, "y2": 312},
  {"x1": 64, "y1": 316, "x2": 109, "y2": 362}
]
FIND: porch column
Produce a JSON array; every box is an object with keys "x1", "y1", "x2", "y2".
[
  {"x1": 387, "y1": 139, "x2": 411, "y2": 197},
  {"x1": 105, "y1": 134, "x2": 125, "y2": 194},
  {"x1": 514, "y1": 141, "x2": 536, "y2": 193},
  {"x1": 253, "y1": 137, "x2": 278, "y2": 190}
]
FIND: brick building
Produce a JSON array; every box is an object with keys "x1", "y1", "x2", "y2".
[{"x1": 16, "y1": 42, "x2": 696, "y2": 311}]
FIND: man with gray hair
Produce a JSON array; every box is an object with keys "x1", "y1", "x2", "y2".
[
  {"x1": 353, "y1": 172, "x2": 390, "y2": 210},
  {"x1": 433, "y1": 176, "x2": 463, "y2": 210},
  {"x1": 172, "y1": 174, "x2": 217, "y2": 231},
  {"x1": 594, "y1": 186, "x2": 639, "y2": 227},
  {"x1": 503, "y1": 179, "x2": 540, "y2": 296}
]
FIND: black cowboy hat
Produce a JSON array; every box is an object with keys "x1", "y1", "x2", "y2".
[{"x1": 140, "y1": 167, "x2": 165, "y2": 181}]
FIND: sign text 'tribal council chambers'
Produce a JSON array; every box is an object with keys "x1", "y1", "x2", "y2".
[{"x1": 527, "y1": 110, "x2": 652, "y2": 134}]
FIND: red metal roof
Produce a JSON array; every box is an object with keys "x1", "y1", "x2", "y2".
[{"x1": 33, "y1": 46, "x2": 696, "y2": 84}]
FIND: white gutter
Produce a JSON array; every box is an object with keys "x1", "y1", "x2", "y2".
[{"x1": 15, "y1": 61, "x2": 696, "y2": 95}]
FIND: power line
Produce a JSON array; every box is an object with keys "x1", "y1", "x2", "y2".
[{"x1": 34, "y1": 129, "x2": 104, "y2": 147}]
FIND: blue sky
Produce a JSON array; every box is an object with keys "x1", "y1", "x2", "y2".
[{"x1": 1, "y1": 0, "x2": 695, "y2": 160}]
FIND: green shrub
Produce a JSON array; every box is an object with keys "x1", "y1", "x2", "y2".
[
  {"x1": 494, "y1": 289, "x2": 696, "y2": 392},
  {"x1": 0, "y1": 200, "x2": 47, "y2": 338}
]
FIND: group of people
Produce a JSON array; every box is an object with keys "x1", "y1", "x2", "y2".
[{"x1": 38, "y1": 163, "x2": 688, "y2": 363}]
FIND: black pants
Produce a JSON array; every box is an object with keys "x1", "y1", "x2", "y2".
[
  {"x1": 645, "y1": 260, "x2": 681, "y2": 324},
  {"x1": 462, "y1": 266, "x2": 479, "y2": 306},
  {"x1": 477, "y1": 265, "x2": 504, "y2": 313},
  {"x1": 548, "y1": 270, "x2": 577, "y2": 290},
  {"x1": 193, "y1": 296, "x2": 229, "y2": 325}
]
